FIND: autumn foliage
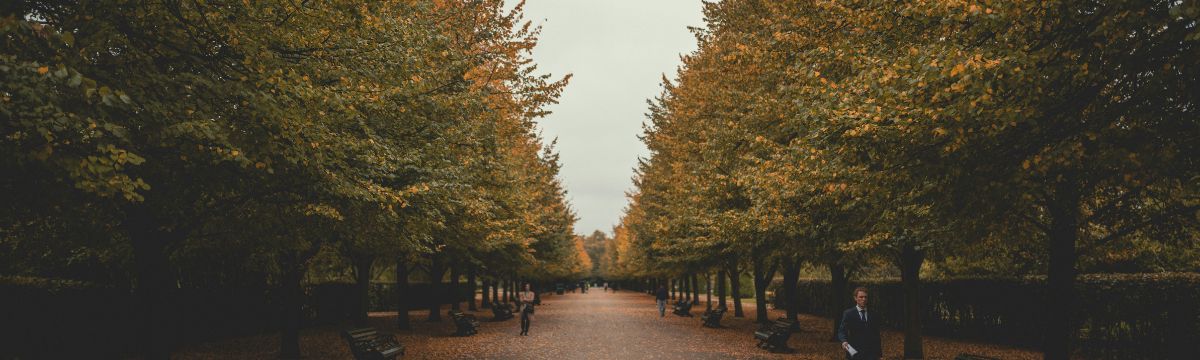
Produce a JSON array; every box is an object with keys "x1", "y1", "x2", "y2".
[
  {"x1": 611, "y1": 1, "x2": 1200, "y2": 359},
  {"x1": 1, "y1": 1, "x2": 587, "y2": 358}
]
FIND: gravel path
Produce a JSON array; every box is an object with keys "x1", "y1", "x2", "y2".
[
  {"x1": 457, "y1": 290, "x2": 754, "y2": 360},
  {"x1": 175, "y1": 289, "x2": 1042, "y2": 359}
]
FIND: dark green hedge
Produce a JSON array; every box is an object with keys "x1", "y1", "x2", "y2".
[
  {"x1": 0, "y1": 277, "x2": 478, "y2": 359},
  {"x1": 774, "y1": 273, "x2": 1200, "y2": 359}
]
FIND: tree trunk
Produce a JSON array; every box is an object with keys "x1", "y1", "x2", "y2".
[
  {"x1": 829, "y1": 262, "x2": 848, "y2": 341},
  {"x1": 782, "y1": 258, "x2": 801, "y2": 331},
  {"x1": 127, "y1": 210, "x2": 176, "y2": 360},
  {"x1": 279, "y1": 259, "x2": 304, "y2": 359},
  {"x1": 901, "y1": 243, "x2": 926, "y2": 359},
  {"x1": 353, "y1": 255, "x2": 375, "y2": 327},
  {"x1": 467, "y1": 267, "x2": 478, "y2": 311},
  {"x1": 427, "y1": 256, "x2": 446, "y2": 322},
  {"x1": 481, "y1": 279, "x2": 491, "y2": 308},
  {"x1": 1044, "y1": 178, "x2": 1082, "y2": 360},
  {"x1": 753, "y1": 257, "x2": 776, "y2": 323},
  {"x1": 394, "y1": 258, "x2": 410, "y2": 330},
  {"x1": 670, "y1": 278, "x2": 676, "y2": 300},
  {"x1": 730, "y1": 266, "x2": 744, "y2": 317},
  {"x1": 717, "y1": 270, "x2": 728, "y2": 308},
  {"x1": 688, "y1": 275, "x2": 695, "y2": 300},
  {"x1": 686, "y1": 276, "x2": 696, "y2": 301},
  {"x1": 279, "y1": 241, "x2": 322, "y2": 359},
  {"x1": 705, "y1": 272, "x2": 713, "y2": 310},
  {"x1": 449, "y1": 265, "x2": 461, "y2": 311},
  {"x1": 494, "y1": 278, "x2": 502, "y2": 304},
  {"x1": 691, "y1": 274, "x2": 699, "y2": 302},
  {"x1": 678, "y1": 277, "x2": 684, "y2": 299}
]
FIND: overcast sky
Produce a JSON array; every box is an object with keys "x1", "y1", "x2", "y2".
[{"x1": 508, "y1": 0, "x2": 706, "y2": 236}]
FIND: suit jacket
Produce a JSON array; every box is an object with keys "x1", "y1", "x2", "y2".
[{"x1": 838, "y1": 307, "x2": 882, "y2": 360}]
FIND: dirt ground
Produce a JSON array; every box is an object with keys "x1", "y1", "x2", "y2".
[{"x1": 173, "y1": 290, "x2": 1042, "y2": 359}]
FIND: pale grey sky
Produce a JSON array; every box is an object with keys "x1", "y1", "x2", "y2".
[{"x1": 510, "y1": 0, "x2": 705, "y2": 235}]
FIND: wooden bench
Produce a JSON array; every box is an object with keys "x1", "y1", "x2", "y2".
[
  {"x1": 491, "y1": 302, "x2": 514, "y2": 321},
  {"x1": 754, "y1": 317, "x2": 796, "y2": 353},
  {"x1": 701, "y1": 307, "x2": 727, "y2": 328},
  {"x1": 448, "y1": 310, "x2": 480, "y2": 336},
  {"x1": 672, "y1": 299, "x2": 693, "y2": 317},
  {"x1": 954, "y1": 354, "x2": 1001, "y2": 360},
  {"x1": 342, "y1": 327, "x2": 404, "y2": 360}
]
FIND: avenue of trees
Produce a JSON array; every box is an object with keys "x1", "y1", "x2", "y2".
[
  {"x1": 604, "y1": 1, "x2": 1200, "y2": 359},
  {"x1": 1, "y1": 1, "x2": 588, "y2": 359}
]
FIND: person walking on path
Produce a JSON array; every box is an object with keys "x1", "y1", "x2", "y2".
[
  {"x1": 655, "y1": 285, "x2": 669, "y2": 317},
  {"x1": 838, "y1": 286, "x2": 883, "y2": 359},
  {"x1": 519, "y1": 283, "x2": 536, "y2": 336}
]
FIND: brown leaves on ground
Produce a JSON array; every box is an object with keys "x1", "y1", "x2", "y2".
[{"x1": 172, "y1": 291, "x2": 1040, "y2": 359}]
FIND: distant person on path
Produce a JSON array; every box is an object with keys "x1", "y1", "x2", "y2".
[
  {"x1": 655, "y1": 285, "x2": 669, "y2": 317},
  {"x1": 838, "y1": 287, "x2": 883, "y2": 359},
  {"x1": 519, "y1": 283, "x2": 536, "y2": 336}
]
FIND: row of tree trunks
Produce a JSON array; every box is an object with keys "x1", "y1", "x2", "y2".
[{"x1": 644, "y1": 247, "x2": 1011, "y2": 360}]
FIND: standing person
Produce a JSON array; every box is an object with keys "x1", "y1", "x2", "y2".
[
  {"x1": 519, "y1": 283, "x2": 536, "y2": 336},
  {"x1": 655, "y1": 285, "x2": 669, "y2": 317},
  {"x1": 838, "y1": 287, "x2": 883, "y2": 359}
]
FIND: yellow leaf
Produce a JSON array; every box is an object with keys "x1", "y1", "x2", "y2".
[
  {"x1": 950, "y1": 63, "x2": 966, "y2": 77},
  {"x1": 38, "y1": 66, "x2": 49, "y2": 75}
]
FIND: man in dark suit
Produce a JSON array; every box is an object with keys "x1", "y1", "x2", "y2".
[{"x1": 838, "y1": 286, "x2": 883, "y2": 359}]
